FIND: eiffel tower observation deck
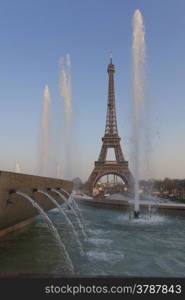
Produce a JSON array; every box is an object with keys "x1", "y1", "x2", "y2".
[{"x1": 86, "y1": 58, "x2": 133, "y2": 195}]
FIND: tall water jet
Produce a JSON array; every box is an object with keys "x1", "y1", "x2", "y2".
[
  {"x1": 132, "y1": 9, "x2": 146, "y2": 217},
  {"x1": 59, "y1": 54, "x2": 73, "y2": 179},
  {"x1": 15, "y1": 161, "x2": 21, "y2": 173},
  {"x1": 16, "y1": 191, "x2": 74, "y2": 273},
  {"x1": 38, "y1": 85, "x2": 51, "y2": 176}
]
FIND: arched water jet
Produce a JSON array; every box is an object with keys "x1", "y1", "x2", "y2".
[
  {"x1": 68, "y1": 194, "x2": 84, "y2": 223},
  {"x1": 15, "y1": 191, "x2": 74, "y2": 273},
  {"x1": 57, "y1": 187, "x2": 86, "y2": 231},
  {"x1": 59, "y1": 187, "x2": 70, "y2": 197},
  {"x1": 59, "y1": 187, "x2": 82, "y2": 219},
  {"x1": 35, "y1": 189, "x2": 84, "y2": 255},
  {"x1": 51, "y1": 189, "x2": 87, "y2": 239}
]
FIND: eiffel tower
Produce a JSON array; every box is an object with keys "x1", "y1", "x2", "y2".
[{"x1": 86, "y1": 58, "x2": 133, "y2": 195}]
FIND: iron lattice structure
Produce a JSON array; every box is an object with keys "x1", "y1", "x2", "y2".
[{"x1": 86, "y1": 59, "x2": 133, "y2": 195}]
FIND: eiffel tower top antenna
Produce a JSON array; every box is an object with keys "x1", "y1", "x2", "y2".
[
  {"x1": 110, "y1": 51, "x2": 113, "y2": 64},
  {"x1": 105, "y1": 52, "x2": 118, "y2": 136}
]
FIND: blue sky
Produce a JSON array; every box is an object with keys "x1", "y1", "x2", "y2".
[{"x1": 0, "y1": 0, "x2": 185, "y2": 180}]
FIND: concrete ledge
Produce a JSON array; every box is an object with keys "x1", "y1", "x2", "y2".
[
  {"x1": 0, "y1": 170, "x2": 73, "y2": 233},
  {"x1": 0, "y1": 217, "x2": 35, "y2": 237}
]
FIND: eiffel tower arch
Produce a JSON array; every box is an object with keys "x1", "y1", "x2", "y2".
[{"x1": 86, "y1": 58, "x2": 133, "y2": 195}]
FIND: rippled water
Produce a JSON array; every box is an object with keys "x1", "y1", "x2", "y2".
[{"x1": 0, "y1": 204, "x2": 185, "y2": 277}]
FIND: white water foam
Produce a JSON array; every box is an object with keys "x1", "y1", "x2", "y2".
[
  {"x1": 87, "y1": 229, "x2": 110, "y2": 236},
  {"x1": 87, "y1": 238, "x2": 113, "y2": 247},
  {"x1": 87, "y1": 250, "x2": 125, "y2": 263},
  {"x1": 130, "y1": 214, "x2": 168, "y2": 225},
  {"x1": 114, "y1": 213, "x2": 169, "y2": 225}
]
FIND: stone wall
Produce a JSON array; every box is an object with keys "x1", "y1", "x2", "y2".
[{"x1": 0, "y1": 171, "x2": 73, "y2": 231}]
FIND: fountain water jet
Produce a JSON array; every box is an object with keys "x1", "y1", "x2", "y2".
[
  {"x1": 59, "y1": 54, "x2": 73, "y2": 179},
  {"x1": 59, "y1": 188, "x2": 85, "y2": 228},
  {"x1": 51, "y1": 188, "x2": 87, "y2": 239},
  {"x1": 16, "y1": 191, "x2": 74, "y2": 273},
  {"x1": 69, "y1": 194, "x2": 84, "y2": 222},
  {"x1": 38, "y1": 85, "x2": 51, "y2": 176},
  {"x1": 15, "y1": 161, "x2": 21, "y2": 173},
  {"x1": 36, "y1": 190, "x2": 84, "y2": 255},
  {"x1": 131, "y1": 9, "x2": 146, "y2": 218},
  {"x1": 59, "y1": 187, "x2": 70, "y2": 197},
  {"x1": 59, "y1": 187, "x2": 82, "y2": 219}
]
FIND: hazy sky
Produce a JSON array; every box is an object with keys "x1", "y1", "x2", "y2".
[{"x1": 0, "y1": 0, "x2": 185, "y2": 181}]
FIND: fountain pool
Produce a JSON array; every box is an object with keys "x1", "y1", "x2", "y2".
[{"x1": 0, "y1": 203, "x2": 185, "y2": 277}]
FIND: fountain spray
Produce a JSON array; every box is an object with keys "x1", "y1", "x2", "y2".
[
  {"x1": 15, "y1": 161, "x2": 21, "y2": 173},
  {"x1": 59, "y1": 54, "x2": 73, "y2": 179},
  {"x1": 132, "y1": 9, "x2": 146, "y2": 218},
  {"x1": 38, "y1": 85, "x2": 51, "y2": 176}
]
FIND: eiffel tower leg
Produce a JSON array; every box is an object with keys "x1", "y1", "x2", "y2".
[{"x1": 85, "y1": 170, "x2": 98, "y2": 196}]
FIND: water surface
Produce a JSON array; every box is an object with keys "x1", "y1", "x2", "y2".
[{"x1": 0, "y1": 204, "x2": 185, "y2": 277}]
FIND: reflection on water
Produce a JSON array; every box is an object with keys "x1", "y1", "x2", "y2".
[{"x1": 0, "y1": 204, "x2": 185, "y2": 277}]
